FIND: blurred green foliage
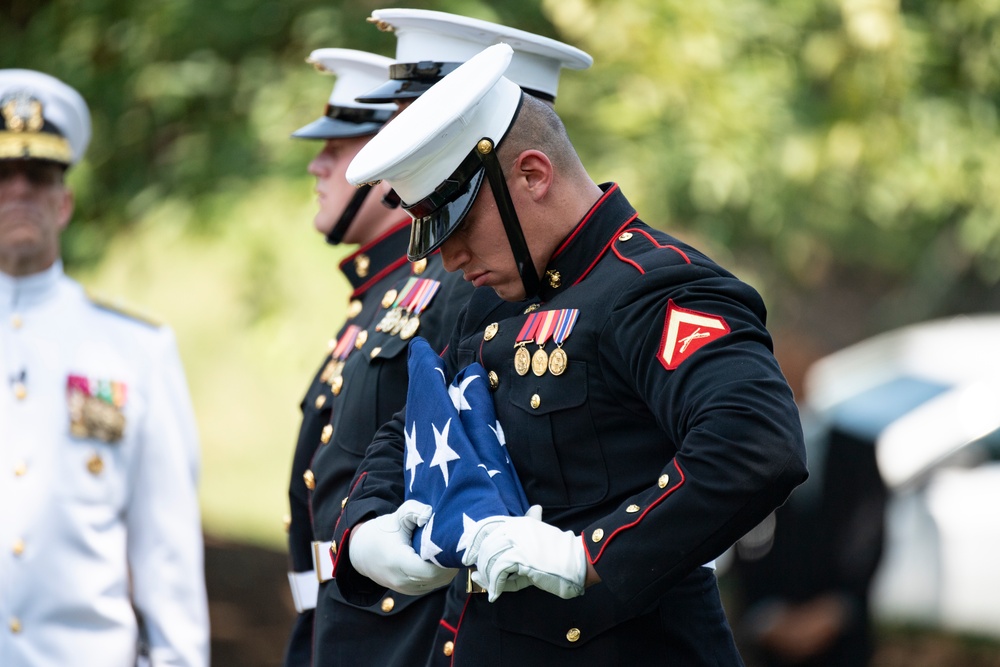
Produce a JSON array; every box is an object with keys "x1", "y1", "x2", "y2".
[
  {"x1": 5, "y1": 0, "x2": 1000, "y2": 295},
  {"x1": 5, "y1": 0, "x2": 1000, "y2": 543}
]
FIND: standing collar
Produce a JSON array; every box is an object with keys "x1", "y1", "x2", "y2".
[
  {"x1": 338, "y1": 219, "x2": 412, "y2": 295},
  {"x1": 0, "y1": 260, "x2": 64, "y2": 311},
  {"x1": 535, "y1": 183, "x2": 638, "y2": 302}
]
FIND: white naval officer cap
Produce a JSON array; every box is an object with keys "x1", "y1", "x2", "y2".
[
  {"x1": 292, "y1": 49, "x2": 398, "y2": 140},
  {"x1": 0, "y1": 69, "x2": 91, "y2": 167},
  {"x1": 358, "y1": 8, "x2": 591, "y2": 103},
  {"x1": 347, "y1": 43, "x2": 522, "y2": 261}
]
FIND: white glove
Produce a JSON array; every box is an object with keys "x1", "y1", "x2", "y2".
[
  {"x1": 460, "y1": 504, "x2": 543, "y2": 568},
  {"x1": 349, "y1": 499, "x2": 458, "y2": 595},
  {"x1": 472, "y1": 517, "x2": 588, "y2": 602}
]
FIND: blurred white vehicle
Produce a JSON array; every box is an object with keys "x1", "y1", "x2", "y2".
[{"x1": 804, "y1": 314, "x2": 1000, "y2": 637}]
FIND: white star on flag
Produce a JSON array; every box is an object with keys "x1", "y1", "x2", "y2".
[
  {"x1": 404, "y1": 421, "x2": 423, "y2": 492},
  {"x1": 430, "y1": 418, "x2": 461, "y2": 486},
  {"x1": 448, "y1": 374, "x2": 479, "y2": 411},
  {"x1": 455, "y1": 513, "x2": 478, "y2": 556},
  {"x1": 419, "y1": 513, "x2": 444, "y2": 565}
]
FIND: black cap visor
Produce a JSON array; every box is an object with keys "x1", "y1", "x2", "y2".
[
  {"x1": 405, "y1": 146, "x2": 487, "y2": 260},
  {"x1": 355, "y1": 61, "x2": 462, "y2": 103},
  {"x1": 291, "y1": 105, "x2": 393, "y2": 140}
]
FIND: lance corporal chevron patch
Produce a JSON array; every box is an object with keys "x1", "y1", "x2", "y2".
[{"x1": 658, "y1": 299, "x2": 730, "y2": 371}]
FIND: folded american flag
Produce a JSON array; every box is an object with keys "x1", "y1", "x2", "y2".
[{"x1": 404, "y1": 336, "x2": 530, "y2": 567}]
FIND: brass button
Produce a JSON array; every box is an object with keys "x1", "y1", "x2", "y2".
[
  {"x1": 545, "y1": 270, "x2": 562, "y2": 289},
  {"x1": 355, "y1": 329, "x2": 369, "y2": 349},
  {"x1": 484, "y1": 322, "x2": 499, "y2": 341},
  {"x1": 488, "y1": 371, "x2": 499, "y2": 390},
  {"x1": 12, "y1": 382, "x2": 26, "y2": 400},
  {"x1": 341, "y1": 496, "x2": 348, "y2": 509},
  {"x1": 443, "y1": 641, "x2": 455, "y2": 657},
  {"x1": 523, "y1": 303, "x2": 540, "y2": 314},
  {"x1": 566, "y1": 627, "x2": 581, "y2": 643},
  {"x1": 626, "y1": 504, "x2": 640, "y2": 513},
  {"x1": 348, "y1": 299, "x2": 363, "y2": 318},
  {"x1": 303, "y1": 469, "x2": 316, "y2": 490},
  {"x1": 381, "y1": 597, "x2": 395, "y2": 613},
  {"x1": 12, "y1": 539, "x2": 25, "y2": 556},
  {"x1": 658, "y1": 474, "x2": 669, "y2": 489},
  {"x1": 331, "y1": 376, "x2": 344, "y2": 396},
  {"x1": 87, "y1": 453, "x2": 104, "y2": 475},
  {"x1": 283, "y1": 514, "x2": 291, "y2": 532},
  {"x1": 314, "y1": 394, "x2": 327, "y2": 409},
  {"x1": 412, "y1": 258, "x2": 428, "y2": 275},
  {"x1": 11, "y1": 313, "x2": 22, "y2": 329},
  {"x1": 330, "y1": 541, "x2": 337, "y2": 556},
  {"x1": 13, "y1": 461, "x2": 27, "y2": 477},
  {"x1": 381, "y1": 289, "x2": 398, "y2": 308},
  {"x1": 354, "y1": 254, "x2": 370, "y2": 277},
  {"x1": 320, "y1": 424, "x2": 333, "y2": 444},
  {"x1": 591, "y1": 528, "x2": 605, "y2": 543},
  {"x1": 530, "y1": 394, "x2": 541, "y2": 409},
  {"x1": 370, "y1": 346, "x2": 382, "y2": 359},
  {"x1": 618, "y1": 232, "x2": 633, "y2": 242},
  {"x1": 10, "y1": 617, "x2": 22, "y2": 634}
]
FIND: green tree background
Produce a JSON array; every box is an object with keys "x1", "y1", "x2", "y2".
[{"x1": 6, "y1": 0, "x2": 1000, "y2": 660}]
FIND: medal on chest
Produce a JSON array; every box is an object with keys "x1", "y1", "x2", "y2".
[
  {"x1": 67, "y1": 374, "x2": 128, "y2": 443},
  {"x1": 512, "y1": 309, "x2": 580, "y2": 377}
]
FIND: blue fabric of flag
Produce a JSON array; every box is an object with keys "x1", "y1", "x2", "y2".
[{"x1": 404, "y1": 336, "x2": 530, "y2": 567}]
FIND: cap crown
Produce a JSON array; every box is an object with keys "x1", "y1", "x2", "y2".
[{"x1": 0, "y1": 69, "x2": 91, "y2": 166}]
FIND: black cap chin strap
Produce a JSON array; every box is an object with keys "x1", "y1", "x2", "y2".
[
  {"x1": 476, "y1": 138, "x2": 540, "y2": 299},
  {"x1": 325, "y1": 184, "x2": 372, "y2": 246}
]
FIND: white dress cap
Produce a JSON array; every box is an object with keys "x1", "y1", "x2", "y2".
[
  {"x1": 293, "y1": 49, "x2": 397, "y2": 140},
  {"x1": 365, "y1": 8, "x2": 592, "y2": 101},
  {"x1": 346, "y1": 43, "x2": 520, "y2": 206},
  {"x1": 0, "y1": 69, "x2": 91, "y2": 166}
]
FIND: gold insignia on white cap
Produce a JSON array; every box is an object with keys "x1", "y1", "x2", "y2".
[{"x1": 0, "y1": 69, "x2": 91, "y2": 166}]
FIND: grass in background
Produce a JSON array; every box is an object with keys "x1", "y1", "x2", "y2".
[{"x1": 78, "y1": 177, "x2": 352, "y2": 549}]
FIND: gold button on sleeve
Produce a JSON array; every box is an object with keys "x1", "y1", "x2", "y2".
[
  {"x1": 566, "y1": 627, "x2": 581, "y2": 642},
  {"x1": 618, "y1": 232, "x2": 633, "y2": 242},
  {"x1": 591, "y1": 528, "x2": 605, "y2": 542},
  {"x1": 381, "y1": 597, "x2": 395, "y2": 613},
  {"x1": 530, "y1": 394, "x2": 541, "y2": 409},
  {"x1": 658, "y1": 474, "x2": 670, "y2": 488},
  {"x1": 330, "y1": 541, "x2": 337, "y2": 556},
  {"x1": 443, "y1": 641, "x2": 455, "y2": 657},
  {"x1": 320, "y1": 424, "x2": 333, "y2": 444},
  {"x1": 341, "y1": 496, "x2": 348, "y2": 509},
  {"x1": 303, "y1": 469, "x2": 316, "y2": 490},
  {"x1": 626, "y1": 504, "x2": 641, "y2": 513}
]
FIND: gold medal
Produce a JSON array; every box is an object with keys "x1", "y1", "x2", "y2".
[
  {"x1": 381, "y1": 289, "x2": 398, "y2": 309},
  {"x1": 514, "y1": 346, "x2": 531, "y2": 376},
  {"x1": 399, "y1": 314, "x2": 421, "y2": 340},
  {"x1": 548, "y1": 347, "x2": 568, "y2": 376},
  {"x1": 390, "y1": 313, "x2": 408, "y2": 336},
  {"x1": 319, "y1": 359, "x2": 338, "y2": 383},
  {"x1": 531, "y1": 348, "x2": 549, "y2": 377},
  {"x1": 378, "y1": 308, "x2": 401, "y2": 333},
  {"x1": 355, "y1": 329, "x2": 369, "y2": 349}
]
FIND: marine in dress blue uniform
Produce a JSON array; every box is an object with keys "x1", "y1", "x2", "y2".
[
  {"x1": 0, "y1": 70, "x2": 208, "y2": 666},
  {"x1": 329, "y1": 45, "x2": 808, "y2": 665},
  {"x1": 292, "y1": 14, "x2": 594, "y2": 667},
  {"x1": 281, "y1": 49, "x2": 472, "y2": 667}
]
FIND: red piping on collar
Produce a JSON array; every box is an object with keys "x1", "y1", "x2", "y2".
[
  {"x1": 350, "y1": 256, "x2": 409, "y2": 299},
  {"x1": 341, "y1": 218, "x2": 410, "y2": 265},
  {"x1": 570, "y1": 214, "x2": 639, "y2": 288},
  {"x1": 551, "y1": 183, "x2": 620, "y2": 260}
]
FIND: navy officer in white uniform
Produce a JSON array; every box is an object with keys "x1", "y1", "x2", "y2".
[{"x1": 0, "y1": 69, "x2": 209, "y2": 666}]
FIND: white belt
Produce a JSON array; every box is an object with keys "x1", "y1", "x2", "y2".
[
  {"x1": 287, "y1": 570, "x2": 319, "y2": 613},
  {"x1": 312, "y1": 540, "x2": 335, "y2": 583}
]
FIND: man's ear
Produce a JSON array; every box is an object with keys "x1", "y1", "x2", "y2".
[
  {"x1": 512, "y1": 150, "x2": 553, "y2": 201},
  {"x1": 56, "y1": 187, "x2": 75, "y2": 231}
]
